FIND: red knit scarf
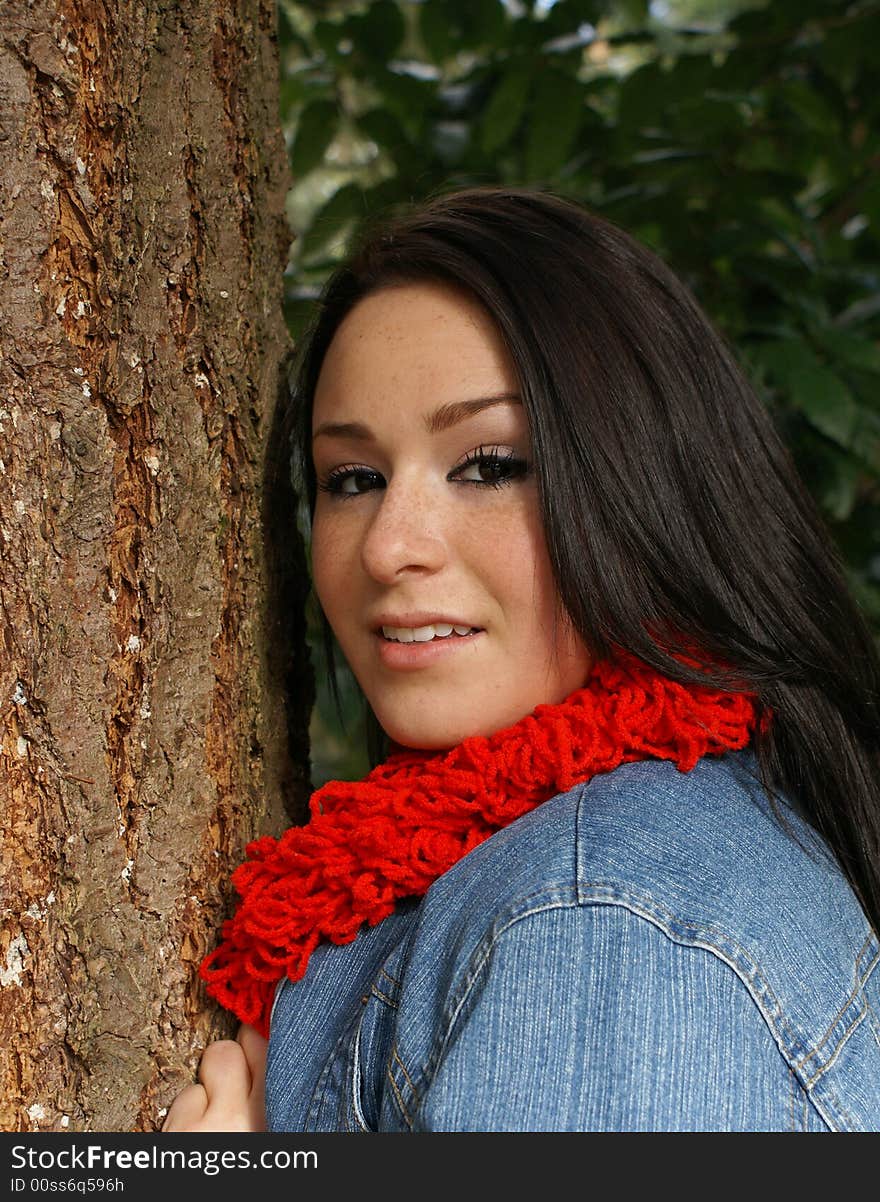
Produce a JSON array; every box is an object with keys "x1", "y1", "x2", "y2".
[{"x1": 200, "y1": 650, "x2": 761, "y2": 1036}]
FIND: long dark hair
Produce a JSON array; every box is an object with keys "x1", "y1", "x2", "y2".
[{"x1": 270, "y1": 184, "x2": 880, "y2": 934}]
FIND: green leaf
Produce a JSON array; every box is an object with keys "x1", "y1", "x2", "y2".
[
  {"x1": 779, "y1": 81, "x2": 839, "y2": 137},
  {"x1": 481, "y1": 59, "x2": 533, "y2": 155},
  {"x1": 819, "y1": 329, "x2": 880, "y2": 375},
  {"x1": 289, "y1": 99, "x2": 339, "y2": 177},
  {"x1": 660, "y1": 55, "x2": 716, "y2": 106},
  {"x1": 542, "y1": 0, "x2": 602, "y2": 40},
  {"x1": 279, "y1": 75, "x2": 314, "y2": 123},
  {"x1": 789, "y1": 365, "x2": 860, "y2": 449},
  {"x1": 313, "y1": 19, "x2": 347, "y2": 62},
  {"x1": 369, "y1": 66, "x2": 430, "y2": 142},
  {"x1": 614, "y1": 0, "x2": 649, "y2": 28},
  {"x1": 277, "y1": 5, "x2": 309, "y2": 57},
  {"x1": 299, "y1": 183, "x2": 365, "y2": 264},
  {"x1": 343, "y1": 0, "x2": 406, "y2": 64},
  {"x1": 418, "y1": 0, "x2": 506, "y2": 61},
  {"x1": 357, "y1": 108, "x2": 422, "y2": 177},
  {"x1": 819, "y1": 447, "x2": 862, "y2": 522},
  {"x1": 525, "y1": 68, "x2": 584, "y2": 180},
  {"x1": 674, "y1": 95, "x2": 748, "y2": 142},
  {"x1": 418, "y1": 0, "x2": 455, "y2": 62},
  {"x1": 617, "y1": 62, "x2": 665, "y2": 130},
  {"x1": 467, "y1": 0, "x2": 507, "y2": 46},
  {"x1": 751, "y1": 339, "x2": 821, "y2": 384}
]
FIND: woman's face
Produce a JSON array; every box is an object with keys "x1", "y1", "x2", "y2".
[{"x1": 310, "y1": 281, "x2": 592, "y2": 750}]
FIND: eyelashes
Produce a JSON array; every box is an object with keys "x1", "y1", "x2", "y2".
[
  {"x1": 317, "y1": 464, "x2": 384, "y2": 498},
  {"x1": 316, "y1": 445, "x2": 531, "y2": 500},
  {"x1": 451, "y1": 445, "x2": 530, "y2": 488}
]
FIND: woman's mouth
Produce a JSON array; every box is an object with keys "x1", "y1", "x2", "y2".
[
  {"x1": 376, "y1": 622, "x2": 484, "y2": 670},
  {"x1": 380, "y1": 623, "x2": 481, "y2": 643}
]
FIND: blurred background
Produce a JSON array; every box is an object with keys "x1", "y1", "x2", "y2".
[{"x1": 275, "y1": 0, "x2": 880, "y2": 786}]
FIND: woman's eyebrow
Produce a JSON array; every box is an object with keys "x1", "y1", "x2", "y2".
[
  {"x1": 312, "y1": 419, "x2": 374, "y2": 443},
  {"x1": 312, "y1": 394, "x2": 521, "y2": 442},
  {"x1": 426, "y1": 393, "x2": 521, "y2": 434}
]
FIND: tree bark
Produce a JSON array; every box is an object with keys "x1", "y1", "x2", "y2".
[{"x1": 0, "y1": 0, "x2": 310, "y2": 1132}]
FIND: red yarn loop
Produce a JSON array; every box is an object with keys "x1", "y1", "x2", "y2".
[{"x1": 200, "y1": 650, "x2": 761, "y2": 1035}]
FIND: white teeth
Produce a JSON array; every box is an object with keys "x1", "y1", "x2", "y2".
[{"x1": 381, "y1": 623, "x2": 479, "y2": 642}]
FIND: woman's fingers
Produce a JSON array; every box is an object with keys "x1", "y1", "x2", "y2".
[
  {"x1": 237, "y1": 1025, "x2": 268, "y2": 1087},
  {"x1": 161, "y1": 1083, "x2": 209, "y2": 1132},
  {"x1": 237, "y1": 1025, "x2": 268, "y2": 1128},
  {"x1": 162, "y1": 1037, "x2": 265, "y2": 1132},
  {"x1": 198, "y1": 1039, "x2": 251, "y2": 1096}
]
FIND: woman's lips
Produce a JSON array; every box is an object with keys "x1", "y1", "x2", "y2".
[{"x1": 376, "y1": 627, "x2": 484, "y2": 670}]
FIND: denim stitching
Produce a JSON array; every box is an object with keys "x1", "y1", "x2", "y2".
[
  {"x1": 797, "y1": 998, "x2": 867, "y2": 1087},
  {"x1": 788, "y1": 1067, "x2": 796, "y2": 1132},
  {"x1": 379, "y1": 966, "x2": 402, "y2": 989},
  {"x1": 864, "y1": 995, "x2": 880, "y2": 1052},
  {"x1": 386, "y1": 1044, "x2": 414, "y2": 1129},
  {"x1": 480, "y1": 890, "x2": 803, "y2": 1061},
  {"x1": 578, "y1": 882, "x2": 867, "y2": 1083},
  {"x1": 307, "y1": 1039, "x2": 338, "y2": 1130},
  {"x1": 392, "y1": 1042, "x2": 420, "y2": 1101},
  {"x1": 305, "y1": 1008, "x2": 362, "y2": 1131},
  {"x1": 795, "y1": 935, "x2": 879, "y2": 1085},
  {"x1": 808, "y1": 1072, "x2": 859, "y2": 1131},
  {"x1": 370, "y1": 984, "x2": 399, "y2": 1008},
  {"x1": 417, "y1": 883, "x2": 867, "y2": 1120}
]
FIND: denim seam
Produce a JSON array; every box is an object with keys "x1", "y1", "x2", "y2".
[
  {"x1": 379, "y1": 966, "x2": 402, "y2": 989},
  {"x1": 580, "y1": 884, "x2": 857, "y2": 1064},
  {"x1": 787, "y1": 1068, "x2": 827, "y2": 1132},
  {"x1": 798, "y1": 987, "x2": 869, "y2": 1086},
  {"x1": 787, "y1": 1068, "x2": 797, "y2": 1133},
  {"x1": 865, "y1": 995, "x2": 880, "y2": 1053},
  {"x1": 307, "y1": 1037, "x2": 339, "y2": 1130},
  {"x1": 386, "y1": 1044, "x2": 415, "y2": 1130},
  {"x1": 393, "y1": 1042, "x2": 420, "y2": 1101},
  {"x1": 306, "y1": 1007, "x2": 363, "y2": 1132},
  {"x1": 348, "y1": 1019, "x2": 371, "y2": 1133},
  {"x1": 577, "y1": 885, "x2": 866, "y2": 1131},
  {"x1": 409, "y1": 886, "x2": 858, "y2": 1130},
  {"x1": 370, "y1": 984, "x2": 399, "y2": 1008},
  {"x1": 414, "y1": 892, "x2": 583, "y2": 1096},
  {"x1": 795, "y1": 934, "x2": 879, "y2": 1081}
]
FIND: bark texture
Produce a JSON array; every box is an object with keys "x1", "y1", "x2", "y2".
[{"x1": 0, "y1": 0, "x2": 310, "y2": 1132}]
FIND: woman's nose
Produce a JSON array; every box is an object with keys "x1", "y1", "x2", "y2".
[{"x1": 360, "y1": 479, "x2": 447, "y2": 583}]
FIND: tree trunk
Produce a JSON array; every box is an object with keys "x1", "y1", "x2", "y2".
[{"x1": 0, "y1": 0, "x2": 311, "y2": 1132}]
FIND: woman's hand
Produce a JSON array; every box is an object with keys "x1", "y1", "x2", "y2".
[{"x1": 162, "y1": 1024, "x2": 267, "y2": 1132}]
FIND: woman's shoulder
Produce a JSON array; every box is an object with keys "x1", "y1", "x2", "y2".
[
  {"x1": 406, "y1": 750, "x2": 880, "y2": 1129},
  {"x1": 430, "y1": 748, "x2": 852, "y2": 923},
  {"x1": 420, "y1": 748, "x2": 875, "y2": 1038}
]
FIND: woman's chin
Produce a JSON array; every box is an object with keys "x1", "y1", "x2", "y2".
[
  {"x1": 380, "y1": 717, "x2": 480, "y2": 753},
  {"x1": 385, "y1": 729, "x2": 461, "y2": 753},
  {"x1": 379, "y1": 711, "x2": 514, "y2": 752}
]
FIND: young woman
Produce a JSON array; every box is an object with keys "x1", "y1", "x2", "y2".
[{"x1": 164, "y1": 186, "x2": 880, "y2": 1133}]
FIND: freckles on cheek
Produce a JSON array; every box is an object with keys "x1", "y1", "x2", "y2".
[{"x1": 309, "y1": 526, "x2": 339, "y2": 609}]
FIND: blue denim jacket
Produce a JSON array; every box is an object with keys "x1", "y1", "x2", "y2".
[{"x1": 266, "y1": 750, "x2": 880, "y2": 1131}]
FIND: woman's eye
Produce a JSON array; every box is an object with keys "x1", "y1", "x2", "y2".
[
  {"x1": 318, "y1": 466, "x2": 385, "y2": 497},
  {"x1": 451, "y1": 448, "x2": 529, "y2": 488}
]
